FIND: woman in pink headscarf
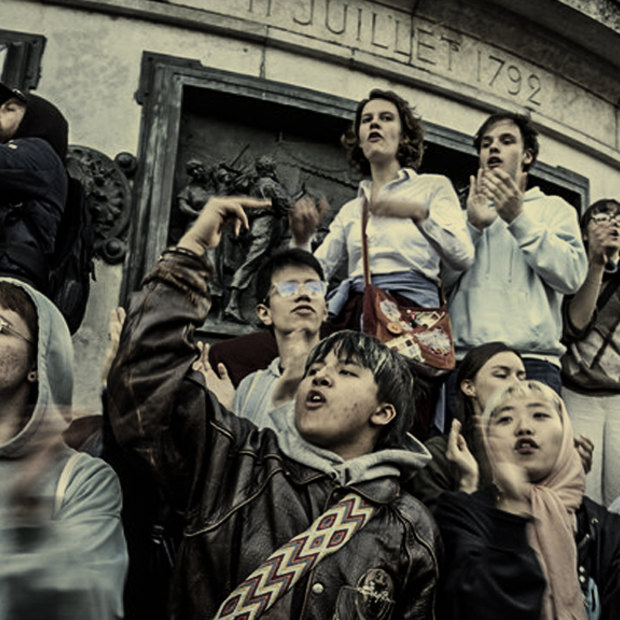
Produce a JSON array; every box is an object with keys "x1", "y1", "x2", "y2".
[{"x1": 435, "y1": 380, "x2": 620, "y2": 620}]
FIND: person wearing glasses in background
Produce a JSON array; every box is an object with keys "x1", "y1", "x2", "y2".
[
  {"x1": 561, "y1": 198, "x2": 620, "y2": 506},
  {"x1": 196, "y1": 248, "x2": 329, "y2": 429}
]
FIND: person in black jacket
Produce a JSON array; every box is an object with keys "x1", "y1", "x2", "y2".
[
  {"x1": 435, "y1": 380, "x2": 620, "y2": 620},
  {"x1": 0, "y1": 83, "x2": 68, "y2": 294},
  {"x1": 108, "y1": 195, "x2": 441, "y2": 619}
]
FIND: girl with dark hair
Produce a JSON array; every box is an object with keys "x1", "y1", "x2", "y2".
[
  {"x1": 409, "y1": 342, "x2": 526, "y2": 510},
  {"x1": 290, "y1": 88, "x2": 474, "y2": 331},
  {"x1": 436, "y1": 381, "x2": 620, "y2": 620}
]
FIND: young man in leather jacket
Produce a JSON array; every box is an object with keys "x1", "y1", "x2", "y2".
[{"x1": 108, "y1": 195, "x2": 441, "y2": 619}]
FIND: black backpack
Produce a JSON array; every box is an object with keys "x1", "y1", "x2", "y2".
[{"x1": 48, "y1": 174, "x2": 96, "y2": 334}]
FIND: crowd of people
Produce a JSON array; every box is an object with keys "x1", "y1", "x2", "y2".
[{"x1": 1, "y1": 80, "x2": 619, "y2": 619}]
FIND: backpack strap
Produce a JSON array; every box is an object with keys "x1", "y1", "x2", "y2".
[
  {"x1": 53, "y1": 452, "x2": 82, "y2": 517},
  {"x1": 596, "y1": 267, "x2": 620, "y2": 311}
]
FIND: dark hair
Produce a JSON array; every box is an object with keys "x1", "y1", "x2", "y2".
[
  {"x1": 255, "y1": 248, "x2": 325, "y2": 305},
  {"x1": 473, "y1": 112, "x2": 539, "y2": 172},
  {"x1": 12, "y1": 93, "x2": 68, "y2": 161},
  {"x1": 580, "y1": 198, "x2": 620, "y2": 245},
  {"x1": 0, "y1": 281, "x2": 38, "y2": 357},
  {"x1": 454, "y1": 342, "x2": 523, "y2": 426},
  {"x1": 304, "y1": 330, "x2": 415, "y2": 450},
  {"x1": 341, "y1": 89, "x2": 425, "y2": 176}
]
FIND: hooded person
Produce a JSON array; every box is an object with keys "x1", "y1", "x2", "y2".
[
  {"x1": 435, "y1": 380, "x2": 620, "y2": 620},
  {"x1": 0, "y1": 85, "x2": 68, "y2": 294},
  {"x1": 0, "y1": 277, "x2": 127, "y2": 619}
]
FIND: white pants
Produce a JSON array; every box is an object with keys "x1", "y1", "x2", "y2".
[{"x1": 564, "y1": 386, "x2": 620, "y2": 506}]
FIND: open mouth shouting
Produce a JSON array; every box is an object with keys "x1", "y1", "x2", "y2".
[
  {"x1": 514, "y1": 437, "x2": 539, "y2": 455},
  {"x1": 486, "y1": 156, "x2": 502, "y2": 169},
  {"x1": 305, "y1": 389, "x2": 326, "y2": 409}
]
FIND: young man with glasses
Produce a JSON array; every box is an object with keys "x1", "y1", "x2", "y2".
[
  {"x1": 107, "y1": 196, "x2": 440, "y2": 619},
  {"x1": 202, "y1": 248, "x2": 329, "y2": 429},
  {"x1": 562, "y1": 198, "x2": 620, "y2": 506}
]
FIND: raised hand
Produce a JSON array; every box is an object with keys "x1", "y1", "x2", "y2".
[
  {"x1": 478, "y1": 168, "x2": 523, "y2": 224},
  {"x1": 289, "y1": 195, "x2": 329, "y2": 246},
  {"x1": 271, "y1": 329, "x2": 315, "y2": 408},
  {"x1": 178, "y1": 195, "x2": 271, "y2": 255},
  {"x1": 192, "y1": 341, "x2": 235, "y2": 410},
  {"x1": 446, "y1": 419, "x2": 479, "y2": 493},
  {"x1": 485, "y1": 425, "x2": 531, "y2": 516},
  {"x1": 587, "y1": 219, "x2": 619, "y2": 265},
  {"x1": 101, "y1": 306, "x2": 126, "y2": 386},
  {"x1": 574, "y1": 434, "x2": 594, "y2": 474},
  {"x1": 467, "y1": 169, "x2": 497, "y2": 230}
]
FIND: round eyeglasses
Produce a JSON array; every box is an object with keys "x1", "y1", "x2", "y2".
[
  {"x1": 269, "y1": 280, "x2": 327, "y2": 300},
  {"x1": 590, "y1": 212, "x2": 620, "y2": 225},
  {"x1": 0, "y1": 314, "x2": 34, "y2": 345}
]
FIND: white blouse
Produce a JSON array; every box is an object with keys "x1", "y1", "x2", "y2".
[{"x1": 314, "y1": 168, "x2": 474, "y2": 285}]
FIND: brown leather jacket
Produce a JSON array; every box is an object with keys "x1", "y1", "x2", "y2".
[{"x1": 108, "y1": 248, "x2": 440, "y2": 619}]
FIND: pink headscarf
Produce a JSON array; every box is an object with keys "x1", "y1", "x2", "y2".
[{"x1": 483, "y1": 381, "x2": 586, "y2": 620}]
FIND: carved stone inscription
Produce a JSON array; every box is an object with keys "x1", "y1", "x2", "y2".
[{"x1": 173, "y1": 0, "x2": 548, "y2": 109}]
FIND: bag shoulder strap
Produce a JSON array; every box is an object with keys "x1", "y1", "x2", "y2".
[
  {"x1": 53, "y1": 452, "x2": 82, "y2": 517},
  {"x1": 361, "y1": 199, "x2": 371, "y2": 288},
  {"x1": 214, "y1": 493, "x2": 375, "y2": 619}
]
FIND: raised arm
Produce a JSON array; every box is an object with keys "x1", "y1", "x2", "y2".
[{"x1": 107, "y1": 196, "x2": 270, "y2": 505}]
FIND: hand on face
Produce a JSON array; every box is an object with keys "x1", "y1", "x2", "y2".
[
  {"x1": 585, "y1": 218, "x2": 620, "y2": 265},
  {"x1": 484, "y1": 395, "x2": 563, "y2": 515}
]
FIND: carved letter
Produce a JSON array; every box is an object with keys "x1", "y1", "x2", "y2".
[
  {"x1": 248, "y1": 0, "x2": 272, "y2": 17},
  {"x1": 394, "y1": 18, "x2": 411, "y2": 57},
  {"x1": 416, "y1": 27, "x2": 436, "y2": 65},
  {"x1": 293, "y1": 0, "x2": 315, "y2": 26},
  {"x1": 440, "y1": 34, "x2": 459, "y2": 71},
  {"x1": 371, "y1": 12, "x2": 390, "y2": 49},
  {"x1": 326, "y1": 0, "x2": 347, "y2": 35}
]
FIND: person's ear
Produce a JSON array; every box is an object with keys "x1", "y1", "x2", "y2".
[
  {"x1": 255, "y1": 303, "x2": 273, "y2": 327},
  {"x1": 370, "y1": 403, "x2": 397, "y2": 428},
  {"x1": 461, "y1": 379, "x2": 476, "y2": 399},
  {"x1": 27, "y1": 368, "x2": 38, "y2": 383},
  {"x1": 522, "y1": 149, "x2": 533, "y2": 169}
]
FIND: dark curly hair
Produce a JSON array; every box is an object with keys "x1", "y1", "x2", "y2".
[{"x1": 341, "y1": 89, "x2": 425, "y2": 176}]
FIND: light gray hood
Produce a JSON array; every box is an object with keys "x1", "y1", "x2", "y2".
[
  {"x1": 269, "y1": 403, "x2": 431, "y2": 486},
  {"x1": 0, "y1": 277, "x2": 73, "y2": 459}
]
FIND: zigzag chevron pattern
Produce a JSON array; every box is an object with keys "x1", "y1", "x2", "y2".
[{"x1": 214, "y1": 493, "x2": 375, "y2": 620}]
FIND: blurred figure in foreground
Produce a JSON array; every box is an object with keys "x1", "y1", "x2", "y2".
[{"x1": 0, "y1": 277, "x2": 127, "y2": 619}]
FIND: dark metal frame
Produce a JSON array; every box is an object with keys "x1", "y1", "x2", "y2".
[
  {"x1": 121, "y1": 51, "x2": 590, "y2": 301},
  {"x1": 0, "y1": 29, "x2": 46, "y2": 91}
]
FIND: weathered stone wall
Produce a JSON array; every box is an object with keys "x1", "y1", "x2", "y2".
[{"x1": 1, "y1": 0, "x2": 618, "y2": 412}]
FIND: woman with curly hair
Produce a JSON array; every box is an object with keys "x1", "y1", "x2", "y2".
[{"x1": 290, "y1": 88, "x2": 474, "y2": 333}]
